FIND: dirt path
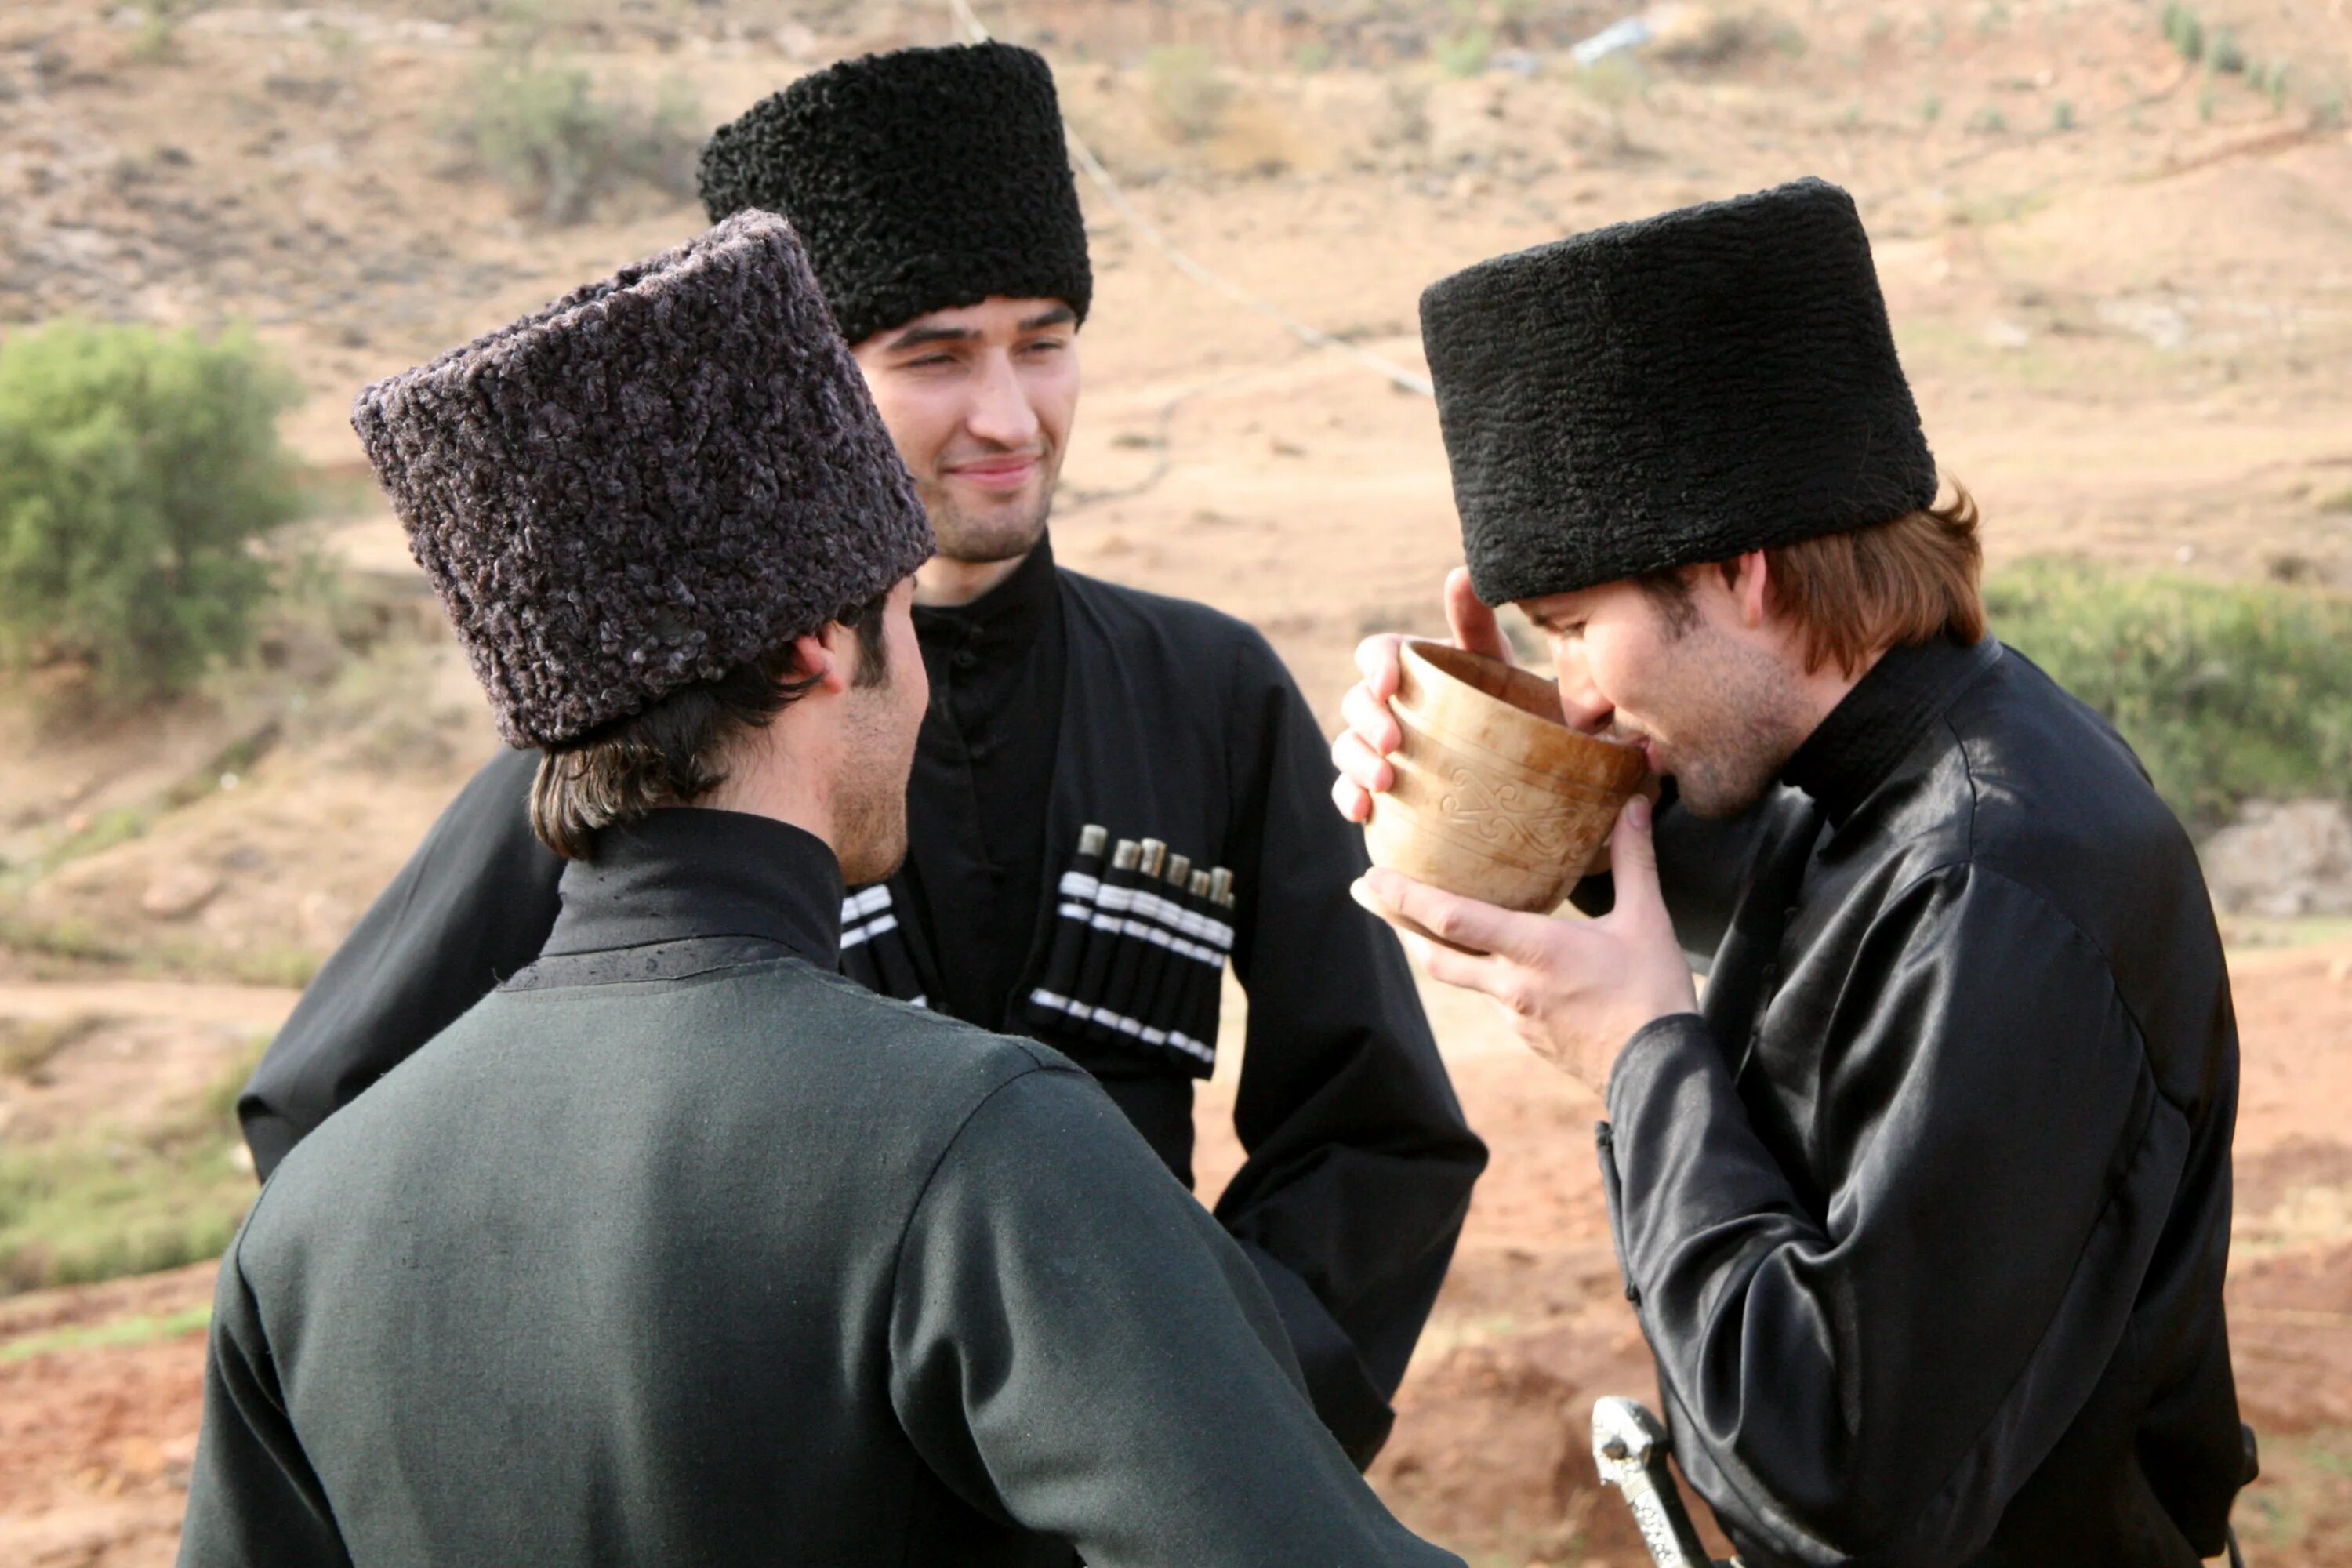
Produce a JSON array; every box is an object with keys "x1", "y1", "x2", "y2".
[{"x1": 0, "y1": 984, "x2": 299, "y2": 1033}]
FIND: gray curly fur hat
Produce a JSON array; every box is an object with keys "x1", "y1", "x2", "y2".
[
  {"x1": 352, "y1": 211, "x2": 934, "y2": 749},
  {"x1": 697, "y1": 42, "x2": 1091, "y2": 347},
  {"x1": 1420, "y1": 177, "x2": 1938, "y2": 606}
]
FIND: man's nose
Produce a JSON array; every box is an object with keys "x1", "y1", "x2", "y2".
[
  {"x1": 1553, "y1": 648, "x2": 1614, "y2": 734},
  {"x1": 964, "y1": 349, "x2": 1040, "y2": 449}
]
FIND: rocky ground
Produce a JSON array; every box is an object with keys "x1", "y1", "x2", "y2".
[{"x1": 2, "y1": 0, "x2": 2349, "y2": 1561}]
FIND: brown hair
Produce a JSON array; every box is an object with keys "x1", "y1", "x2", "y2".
[
  {"x1": 1642, "y1": 485, "x2": 1985, "y2": 676},
  {"x1": 529, "y1": 590, "x2": 893, "y2": 861}
]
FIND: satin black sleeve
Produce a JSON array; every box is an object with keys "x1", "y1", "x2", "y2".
[
  {"x1": 238, "y1": 747, "x2": 561, "y2": 1179},
  {"x1": 1600, "y1": 864, "x2": 2190, "y2": 1566},
  {"x1": 887, "y1": 1065, "x2": 1462, "y2": 1568},
  {"x1": 176, "y1": 1238, "x2": 354, "y2": 1567},
  {"x1": 1211, "y1": 631, "x2": 1487, "y2": 1466}
]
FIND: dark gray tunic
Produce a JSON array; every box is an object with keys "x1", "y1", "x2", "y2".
[{"x1": 180, "y1": 809, "x2": 1458, "y2": 1568}]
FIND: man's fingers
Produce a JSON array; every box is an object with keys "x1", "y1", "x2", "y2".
[
  {"x1": 1339, "y1": 684, "x2": 1403, "y2": 757},
  {"x1": 1601, "y1": 795, "x2": 1667, "y2": 922},
  {"x1": 1444, "y1": 568, "x2": 1515, "y2": 667},
  {"x1": 1332, "y1": 775, "x2": 1372, "y2": 824},
  {"x1": 1411, "y1": 935, "x2": 1515, "y2": 996},
  {"x1": 1352, "y1": 633, "x2": 1408, "y2": 702},
  {"x1": 1356, "y1": 869, "x2": 1544, "y2": 965},
  {"x1": 1331, "y1": 729, "x2": 1395, "y2": 797}
]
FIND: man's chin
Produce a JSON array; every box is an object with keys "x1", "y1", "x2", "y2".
[
  {"x1": 840, "y1": 834, "x2": 909, "y2": 890},
  {"x1": 930, "y1": 477, "x2": 1053, "y2": 558},
  {"x1": 1667, "y1": 771, "x2": 1775, "y2": 821}
]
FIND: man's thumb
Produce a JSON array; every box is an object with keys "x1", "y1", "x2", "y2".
[
  {"x1": 1444, "y1": 568, "x2": 1515, "y2": 667},
  {"x1": 1606, "y1": 794, "x2": 1664, "y2": 913}
]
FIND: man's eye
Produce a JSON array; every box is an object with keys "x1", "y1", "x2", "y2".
[
  {"x1": 1021, "y1": 339, "x2": 1066, "y2": 356},
  {"x1": 906, "y1": 354, "x2": 956, "y2": 369}
]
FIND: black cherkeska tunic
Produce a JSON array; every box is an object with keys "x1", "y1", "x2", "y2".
[
  {"x1": 180, "y1": 809, "x2": 1461, "y2": 1568},
  {"x1": 238, "y1": 538, "x2": 1484, "y2": 1464},
  {"x1": 1581, "y1": 636, "x2": 2253, "y2": 1566}
]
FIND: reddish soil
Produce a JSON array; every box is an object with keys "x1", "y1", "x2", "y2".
[{"x1": 3, "y1": 947, "x2": 2347, "y2": 1566}]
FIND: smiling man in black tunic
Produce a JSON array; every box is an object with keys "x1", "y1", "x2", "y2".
[
  {"x1": 238, "y1": 40, "x2": 1481, "y2": 1469},
  {"x1": 1334, "y1": 180, "x2": 2253, "y2": 1566},
  {"x1": 178, "y1": 212, "x2": 1457, "y2": 1567}
]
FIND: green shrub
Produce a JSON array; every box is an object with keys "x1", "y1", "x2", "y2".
[
  {"x1": 452, "y1": 57, "x2": 703, "y2": 225},
  {"x1": 1436, "y1": 25, "x2": 1494, "y2": 78},
  {"x1": 0, "y1": 1037, "x2": 264, "y2": 1295},
  {"x1": 2208, "y1": 30, "x2": 2245, "y2": 73},
  {"x1": 0, "y1": 320, "x2": 300, "y2": 701},
  {"x1": 2162, "y1": 1, "x2": 2205, "y2": 62},
  {"x1": 1145, "y1": 45, "x2": 1229, "y2": 142},
  {"x1": 1985, "y1": 559, "x2": 2352, "y2": 829}
]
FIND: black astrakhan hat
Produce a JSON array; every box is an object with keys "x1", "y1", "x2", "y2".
[
  {"x1": 352, "y1": 211, "x2": 934, "y2": 749},
  {"x1": 698, "y1": 42, "x2": 1092, "y2": 347},
  {"x1": 1419, "y1": 177, "x2": 1937, "y2": 606}
]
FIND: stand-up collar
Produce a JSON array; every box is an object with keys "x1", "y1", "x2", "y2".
[
  {"x1": 1780, "y1": 634, "x2": 2002, "y2": 826},
  {"x1": 543, "y1": 808, "x2": 844, "y2": 968},
  {"x1": 912, "y1": 532, "x2": 1058, "y2": 659}
]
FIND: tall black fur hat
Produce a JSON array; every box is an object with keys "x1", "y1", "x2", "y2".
[
  {"x1": 352, "y1": 212, "x2": 934, "y2": 749},
  {"x1": 1419, "y1": 177, "x2": 1937, "y2": 606},
  {"x1": 698, "y1": 42, "x2": 1091, "y2": 347}
]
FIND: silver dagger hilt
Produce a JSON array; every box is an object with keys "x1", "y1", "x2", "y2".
[{"x1": 1592, "y1": 1396, "x2": 1726, "y2": 1568}]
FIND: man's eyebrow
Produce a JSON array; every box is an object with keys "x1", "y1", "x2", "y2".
[
  {"x1": 1019, "y1": 305, "x2": 1077, "y2": 332},
  {"x1": 884, "y1": 324, "x2": 977, "y2": 352}
]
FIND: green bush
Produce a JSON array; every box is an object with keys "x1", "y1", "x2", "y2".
[
  {"x1": 1435, "y1": 25, "x2": 1494, "y2": 78},
  {"x1": 2162, "y1": 0, "x2": 2205, "y2": 62},
  {"x1": 453, "y1": 57, "x2": 703, "y2": 225},
  {"x1": 1986, "y1": 559, "x2": 2352, "y2": 829},
  {"x1": 1145, "y1": 45, "x2": 1230, "y2": 143},
  {"x1": 0, "y1": 1036, "x2": 263, "y2": 1295},
  {"x1": 0, "y1": 320, "x2": 300, "y2": 701}
]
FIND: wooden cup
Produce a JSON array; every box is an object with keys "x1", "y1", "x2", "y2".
[{"x1": 1363, "y1": 641, "x2": 1649, "y2": 914}]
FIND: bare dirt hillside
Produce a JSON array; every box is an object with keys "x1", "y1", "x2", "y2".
[{"x1": 2, "y1": 0, "x2": 2349, "y2": 1562}]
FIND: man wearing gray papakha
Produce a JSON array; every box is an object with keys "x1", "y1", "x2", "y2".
[
  {"x1": 176, "y1": 212, "x2": 1460, "y2": 1568},
  {"x1": 1336, "y1": 179, "x2": 2252, "y2": 1567}
]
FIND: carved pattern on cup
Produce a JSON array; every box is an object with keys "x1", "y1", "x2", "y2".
[{"x1": 1435, "y1": 765, "x2": 1575, "y2": 859}]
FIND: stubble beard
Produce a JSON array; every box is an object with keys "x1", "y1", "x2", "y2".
[
  {"x1": 920, "y1": 456, "x2": 1059, "y2": 566},
  {"x1": 1650, "y1": 633, "x2": 1812, "y2": 820},
  {"x1": 833, "y1": 683, "x2": 916, "y2": 887}
]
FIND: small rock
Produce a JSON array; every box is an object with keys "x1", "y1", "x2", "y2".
[
  {"x1": 2201, "y1": 800, "x2": 2352, "y2": 919},
  {"x1": 140, "y1": 864, "x2": 223, "y2": 920},
  {"x1": 299, "y1": 889, "x2": 355, "y2": 949}
]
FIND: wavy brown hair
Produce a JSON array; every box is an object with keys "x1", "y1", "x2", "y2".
[{"x1": 1643, "y1": 485, "x2": 1985, "y2": 675}]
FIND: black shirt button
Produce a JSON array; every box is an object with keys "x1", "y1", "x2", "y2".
[{"x1": 953, "y1": 648, "x2": 979, "y2": 671}]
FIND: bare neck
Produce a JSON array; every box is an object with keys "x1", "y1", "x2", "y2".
[
  {"x1": 695, "y1": 720, "x2": 837, "y2": 854},
  {"x1": 915, "y1": 550, "x2": 1030, "y2": 608},
  {"x1": 1788, "y1": 641, "x2": 1888, "y2": 745}
]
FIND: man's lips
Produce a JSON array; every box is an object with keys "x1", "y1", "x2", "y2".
[{"x1": 943, "y1": 455, "x2": 1041, "y2": 492}]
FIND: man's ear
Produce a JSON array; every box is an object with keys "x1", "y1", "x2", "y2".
[
  {"x1": 1727, "y1": 550, "x2": 1773, "y2": 629},
  {"x1": 794, "y1": 630, "x2": 848, "y2": 695}
]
